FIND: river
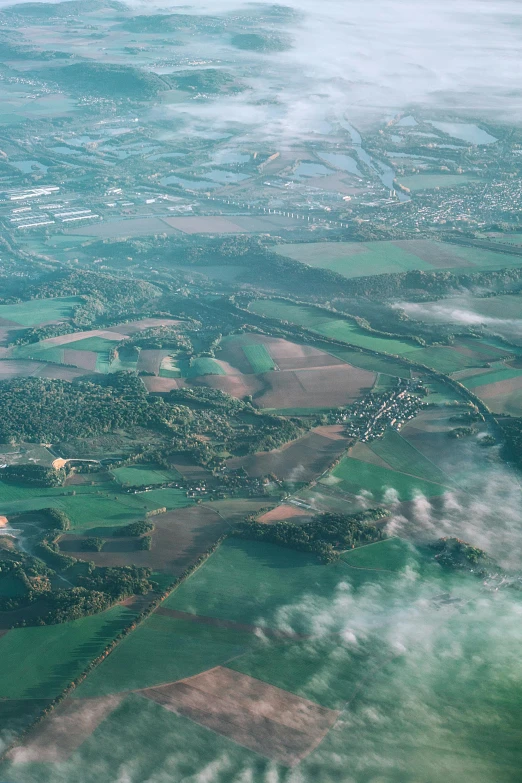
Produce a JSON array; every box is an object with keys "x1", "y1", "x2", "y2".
[{"x1": 340, "y1": 119, "x2": 411, "y2": 202}]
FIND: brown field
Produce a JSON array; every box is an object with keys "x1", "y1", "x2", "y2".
[
  {"x1": 219, "y1": 333, "x2": 343, "y2": 375},
  {"x1": 230, "y1": 215, "x2": 302, "y2": 232},
  {"x1": 137, "y1": 349, "x2": 171, "y2": 375},
  {"x1": 9, "y1": 696, "x2": 122, "y2": 764},
  {"x1": 303, "y1": 173, "x2": 363, "y2": 195},
  {"x1": 204, "y1": 498, "x2": 275, "y2": 524},
  {"x1": 472, "y1": 375, "x2": 522, "y2": 415},
  {"x1": 163, "y1": 214, "x2": 301, "y2": 234},
  {"x1": 163, "y1": 216, "x2": 250, "y2": 234},
  {"x1": 45, "y1": 329, "x2": 128, "y2": 347},
  {"x1": 256, "y1": 365, "x2": 375, "y2": 409},
  {"x1": 348, "y1": 441, "x2": 393, "y2": 470},
  {"x1": 142, "y1": 376, "x2": 186, "y2": 393},
  {"x1": 211, "y1": 334, "x2": 375, "y2": 408},
  {"x1": 194, "y1": 373, "x2": 264, "y2": 400},
  {"x1": 472, "y1": 375, "x2": 522, "y2": 399},
  {"x1": 258, "y1": 504, "x2": 314, "y2": 523},
  {"x1": 60, "y1": 505, "x2": 230, "y2": 574},
  {"x1": 140, "y1": 667, "x2": 340, "y2": 766},
  {"x1": 64, "y1": 471, "x2": 112, "y2": 486},
  {"x1": 400, "y1": 407, "x2": 481, "y2": 467},
  {"x1": 451, "y1": 366, "x2": 496, "y2": 381},
  {"x1": 0, "y1": 359, "x2": 49, "y2": 378},
  {"x1": 390, "y1": 239, "x2": 475, "y2": 268},
  {"x1": 227, "y1": 426, "x2": 352, "y2": 482},
  {"x1": 62, "y1": 349, "x2": 98, "y2": 371},
  {"x1": 170, "y1": 455, "x2": 214, "y2": 483},
  {"x1": 67, "y1": 217, "x2": 178, "y2": 238},
  {"x1": 0, "y1": 359, "x2": 86, "y2": 381},
  {"x1": 314, "y1": 424, "x2": 351, "y2": 441},
  {"x1": 38, "y1": 365, "x2": 87, "y2": 381}
]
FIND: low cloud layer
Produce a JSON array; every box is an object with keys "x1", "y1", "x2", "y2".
[
  {"x1": 396, "y1": 297, "x2": 522, "y2": 345},
  {"x1": 2, "y1": 0, "x2": 521, "y2": 142}
]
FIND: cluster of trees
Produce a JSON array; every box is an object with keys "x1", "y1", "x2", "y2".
[
  {"x1": 449, "y1": 426, "x2": 475, "y2": 439},
  {"x1": 499, "y1": 417, "x2": 522, "y2": 468},
  {"x1": 0, "y1": 507, "x2": 154, "y2": 624},
  {"x1": 0, "y1": 552, "x2": 53, "y2": 612},
  {"x1": 0, "y1": 374, "x2": 160, "y2": 443},
  {"x1": 121, "y1": 324, "x2": 192, "y2": 352},
  {"x1": 430, "y1": 537, "x2": 493, "y2": 573},
  {"x1": 233, "y1": 509, "x2": 388, "y2": 563},
  {"x1": 39, "y1": 508, "x2": 71, "y2": 531},
  {"x1": 0, "y1": 373, "x2": 303, "y2": 468},
  {"x1": 167, "y1": 386, "x2": 247, "y2": 413},
  {"x1": 82, "y1": 537, "x2": 104, "y2": 552},
  {"x1": 118, "y1": 520, "x2": 154, "y2": 537},
  {"x1": 1, "y1": 464, "x2": 65, "y2": 487},
  {"x1": 18, "y1": 268, "x2": 161, "y2": 327}
]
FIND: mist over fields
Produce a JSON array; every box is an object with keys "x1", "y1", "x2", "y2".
[
  {"x1": 1, "y1": 0, "x2": 522, "y2": 141},
  {"x1": 0, "y1": 1, "x2": 521, "y2": 781}
]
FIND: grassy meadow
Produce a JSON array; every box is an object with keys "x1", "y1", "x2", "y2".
[
  {"x1": 2, "y1": 537, "x2": 521, "y2": 782},
  {"x1": 0, "y1": 297, "x2": 82, "y2": 327}
]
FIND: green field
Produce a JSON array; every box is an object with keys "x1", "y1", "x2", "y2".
[
  {"x1": 228, "y1": 635, "x2": 379, "y2": 711},
  {"x1": 12, "y1": 343, "x2": 66, "y2": 364},
  {"x1": 371, "y1": 373, "x2": 398, "y2": 392},
  {"x1": 340, "y1": 536, "x2": 418, "y2": 571},
  {"x1": 0, "y1": 606, "x2": 134, "y2": 699},
  {"x1": 74, "y1": 614, "x2": 257, "y2": 698},
  {"x1": 2, "y1": 693, "x2": 267, "y2": 783},
  {"x1": 0, "y1": 296, "x2": 82, "y2": 327},
  {"x1": 249, "y1": 300, "x2": 417, "y2": 356},
  {"x1": 0, "y1": 482, "x2": 191, "y2": 533},
  {"x1": 0, "y1": 699, "x2": 52, "y2": 749},
  {"x1": 447, "y1": 244, "x2": 522, "y2": 271},
  {"x1": 164, "y1": 539, "x2": 388, "y2": 631},
  {"x1": 461, "y1": 367, "x2": 522, "y2": 389},
  {"x1": 158, "y1": 354, "x2": 181, "y2": 378},
  {"x1": 325, "y1": 454, "x2": 449, "y2": 501},
  {"x1": 369, "y1": 429, "x2": 453, "y2": 485},
  {"x1": 489, "y1": 233, "x2": 522, "y2": 246},
  {"x1": 12, "y1": 334, "x2": 120, "y2": 372},
  {"x1": 276, "y1": 240, "x2": 434, "y2": 277},
  {"x1": 249, "y1": 299, "x2": 494, "y2": 376},
  {"x1": 111, "y1": 465, "x2": 182, "y2": 486},
  {"x1": 2, "y1": 537, "x2": 522, "y2": 782},
  {"x1": 408, "y1": 345, "x2": 479, "y2": 374},
  {"x1": 185, "y1": 357, "x2": 226, "y2": 378},
  {"x1": 325, "y1": 347, "x2": 412, "y2": 378},
  {"x1": 275, "y1": 238, "x2": 522, "y2": 282},
  {"x1": 62, "y1": 336, "x2": 120, "y2": 352},
  {"x1": 106, "y1": 354, "x2": 139, "y2": 373},
  {"x1": 242, "y1": 344, "x2": 276, "y2": 373}
]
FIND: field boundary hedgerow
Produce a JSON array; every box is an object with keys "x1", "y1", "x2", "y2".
[{"x1": 0, "y1": 533, "x2": 229, "y2": 763}]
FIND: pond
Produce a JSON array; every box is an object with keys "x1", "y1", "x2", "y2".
[
  {"x1": 294, "y1": 161, "x2": 331, "y2": 178},
  {"x1": 211, "y1": 150, "x2": 250, "y2": 165},
  {"x1": 11, "y1": 160, "x2": 48, "y2": 174},
  {"x1": 160, "y1": 175, "x2": 219, "y2": 189},
  {"x1": 204, "y1": 169, "x2": 251, "y2": 183},
  {"x1": 317, "y1": 152, "x2": 361, "y2": 175},
  {"x1": 396, "y1": 115, "x2": 417, "y2": 126},
  {"x1": 428, "y1": 122, "x2": 497, "y2": 145},
  {"x1": 340, "y1": 119, "x2": 410, "y2": 202}
]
